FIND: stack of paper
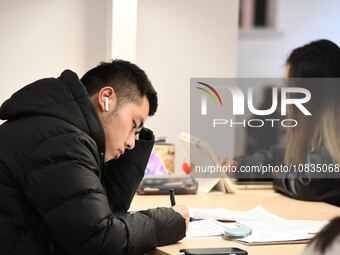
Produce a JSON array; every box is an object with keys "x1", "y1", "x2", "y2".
[
  {"x1": 186, "y1": 219, "x2": 239, "y2": 238},
  {"x1": 187, "y1": 205, "x2": 328, "y2": 245},
  {"x1": 230, "y1": 219, "x2": 328, "y2": 245}
]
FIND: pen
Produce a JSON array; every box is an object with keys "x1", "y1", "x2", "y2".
[
  {"x1": 169, "y1": 188, "x2": 194, "y2": 222},
  {"x1": 169, "y1": 189, "x2": 176, "y2": 206}
]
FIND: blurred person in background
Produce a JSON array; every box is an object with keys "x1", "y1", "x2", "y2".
[{"x1": 220, "y1": 39, "x2": 340, "y2": 206}]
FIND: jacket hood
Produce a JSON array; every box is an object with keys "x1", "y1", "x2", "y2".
[{"x1": 0, "y1": 70, "x2": 105, "y2": 151}]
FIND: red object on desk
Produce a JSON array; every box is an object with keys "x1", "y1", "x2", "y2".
[{"x1": 182, "y1": 162, "x2": 191, "y2": 175}]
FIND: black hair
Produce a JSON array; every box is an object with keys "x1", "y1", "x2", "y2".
[
  {"x1": 287, "y1": 39, "x2": 340, "y2": 78},
  {"x1": 310, "y1": 216, "x2": 340, "y2": 253},
  {"x1": 81, "y1": 59, "x2": 158, "y2": 116},
  {"x1": 286, "y1": 41, "x2": 340, "y2": 253}
]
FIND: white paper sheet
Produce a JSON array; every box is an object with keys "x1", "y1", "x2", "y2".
[
  {"x1": 189, "y1": 205, "x2": 284, "y2": 221},
  {"x1": 237, "y1": 219, "x2": 328, "y2": 235},
  {"x1": 187, "y1": 205, "x2": 329, "y2": 243},
  {"x1": 186, "y1": 219, "x2": 239, "y2": 238},
  {"x1": 235, "y1": 219, "x2": 328, "y2": 243}
]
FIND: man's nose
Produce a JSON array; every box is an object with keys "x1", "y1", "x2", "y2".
[{"x1": 125, "y1": 133, "x2": 136, "y2": 150}]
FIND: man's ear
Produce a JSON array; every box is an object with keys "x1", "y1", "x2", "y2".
[{"x1": 93, "y1": 86, "x2": 117, "y2": 113}]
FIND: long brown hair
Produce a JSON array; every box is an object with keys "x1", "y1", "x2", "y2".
[{"x1": 284, "y1": 40, "x2": 340, "y2": 165}]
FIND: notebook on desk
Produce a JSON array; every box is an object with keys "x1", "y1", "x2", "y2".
[{"x1": 179, "y1": 133, "x2": 272, "y2": 193}]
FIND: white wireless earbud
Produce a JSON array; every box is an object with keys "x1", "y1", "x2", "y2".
[{"x1": 104, "y1": 97, "x2": 109, "y2": 112}]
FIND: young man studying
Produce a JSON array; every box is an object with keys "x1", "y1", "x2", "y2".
[{"x1": 0, "y1": 60, "x2": 189, "y2": 255}]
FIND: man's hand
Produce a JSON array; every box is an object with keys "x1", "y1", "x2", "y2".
[
  {"x1": 172, "y1": 205, "x2": 189, "y2": 231},
  {"x1": 218, "y1": 157, "x2": 239, "y2": 177}
]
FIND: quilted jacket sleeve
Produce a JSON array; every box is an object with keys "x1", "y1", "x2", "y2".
[
  {"x1": 104, "y1": 128, "x2": 154, "y2": 212},
  {"x1": 24, "y1": 130, "x2": 185, "y2": 255}
]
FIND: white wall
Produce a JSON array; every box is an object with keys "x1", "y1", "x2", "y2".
[
  {"x1": 235, "y1": 0, "x2": 340, "y2": 155},
  {"x1": 0, "y1": 0, "x2": 239, "y2": 173},
  {"x1": 237, "y1": 0, "x2": 340, "y2": 78},
  {"x1": 0, "y1": 0, "x2": 109, "y2": 112},
  {"x1": 111, "y1": 0, "x2": 137, "y2": 62},
  {"x1": 136, "y1": 0, "x2": 239, "y2": 172}
]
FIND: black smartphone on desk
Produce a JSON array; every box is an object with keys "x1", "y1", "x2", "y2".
[{"x1": 180, "y1": 247, "x2": 247, "y2": 255}]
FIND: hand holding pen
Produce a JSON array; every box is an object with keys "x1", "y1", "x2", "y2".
[{"x1": 169, "y1": 189, "x2": 189, "y2": 231}]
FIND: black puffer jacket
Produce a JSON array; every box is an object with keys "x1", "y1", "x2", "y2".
[{"x1": 0, "y1": 70, "x2": 186, "y2": 255}]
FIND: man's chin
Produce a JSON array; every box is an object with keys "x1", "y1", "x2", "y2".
[
  {"x1": 114, "y1": 152, "x2": 122, "y2": 159},
  {"x1": 103, "y1": 152, "x2": 121, "y2": 162},
  {"x1": 104, "y1": 155, "x2": 116, "y2": 162}
]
